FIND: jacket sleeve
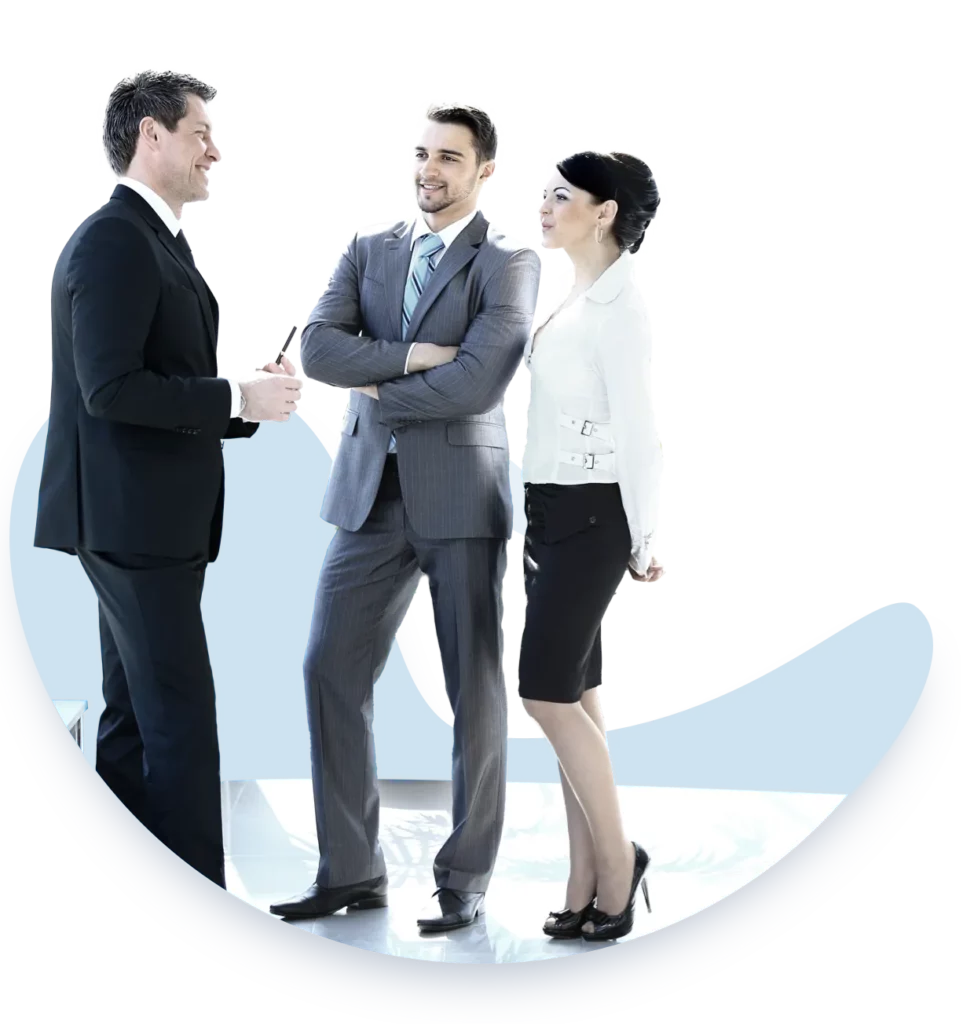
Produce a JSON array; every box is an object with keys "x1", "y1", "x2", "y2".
[
  {"x1": 596, "y1": 303, "x2": 663, "y2": 574},
  {"x1": 68, "y1": 216, "x2": 232, "y2": 436},
  {"x1": 300, "y1": 233, "x2": 412, "y2": 387},
  {"x1": 223, "y1": 418, "x2": 259, "y2": 439},
  {"x1": 377, "y1": 249, "x2": 540, "y2": 426}
]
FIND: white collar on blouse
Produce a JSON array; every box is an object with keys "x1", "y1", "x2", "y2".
[
  {"x1": 585, "y1": 250, "x2": 634, "y2": 304},
  {"x1": 528, "y1": 250, "x2": 643, "y2": 352}
]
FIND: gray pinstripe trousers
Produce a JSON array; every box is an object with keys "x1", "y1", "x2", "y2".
[{"x1": 303, "y1": 467, "x2": 508, "y2": 892}]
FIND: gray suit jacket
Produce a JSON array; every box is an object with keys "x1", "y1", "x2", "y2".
[{"x1": 301, "y1": 211, "x2": 540, "y2": 539}]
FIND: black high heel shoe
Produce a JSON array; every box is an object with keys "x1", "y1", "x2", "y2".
[
  {"x1": 581, "y1": 843, "x2": 651, "y2": 942},
  {"x1": 543, "y1": 898, "x2": 595, "y2": 939}
]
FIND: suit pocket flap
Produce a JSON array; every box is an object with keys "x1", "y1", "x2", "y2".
[
  {"x1": 446, "y1": 422, "x2": 508, "y2": 448},
  {"x1": 341, "y1": 409, "x2": 359, "y2": 435}
]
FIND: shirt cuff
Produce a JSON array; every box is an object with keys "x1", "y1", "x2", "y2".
[
  {"x1": 629, "y1": 544, "x2": 652, "y2": 575},
  {"x1": 226, "y1": 379, "x2": 242, "y2": 418},
  {"x1": 403, "y1": 343, "x2": 417, "y2": 375}
]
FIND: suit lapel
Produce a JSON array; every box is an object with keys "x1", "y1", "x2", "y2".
[
  {"x1": 155, "y1": 228, "x2": 218, "y2": 352},
  {"x1": 109, "y1": 185, "x2": 220, "y2": 360},
  {"x1": 404, "y1": 212, "x2": 486, "y2": 342},
  {"x1": 383, "y1": 223, "x2": 413, "y2": 340}
]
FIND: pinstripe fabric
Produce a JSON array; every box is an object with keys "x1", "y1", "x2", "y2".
[
  {"x1": 296, "y1": 211, "x2": 538, "y2": 894},
  {"x1": 300, "y1": 212, "x2": 540, "y2": 538},
  {"x1": 388, "y1": 233, "x2": 445, "y2": 454},
  {"x1": 304, "y1": 486, "x2": 507, "y2": 890}
]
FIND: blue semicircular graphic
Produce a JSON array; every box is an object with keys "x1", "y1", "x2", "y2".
[
  {"x1": 10, "y1": 416, "x2": 934, "y2": 962},
  {"x1": 10, "y1": 417, "x2": 931, "y2": 796}
]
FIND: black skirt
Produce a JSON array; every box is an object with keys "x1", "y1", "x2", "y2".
[{"x1": 518, "y1": 482, "x2": 632, "y2": 703}]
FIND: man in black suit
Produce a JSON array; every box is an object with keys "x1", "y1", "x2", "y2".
[{"x1": 34, "y1": 71, "x2": 301, "y2": 886}]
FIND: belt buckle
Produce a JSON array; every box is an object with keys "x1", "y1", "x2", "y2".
[
  {"x1": 581, "y1": 453, "x2": 596, "y2": 470},
  {"x1": 580, "y1": 420, "x2": 594, "y2": 436}
]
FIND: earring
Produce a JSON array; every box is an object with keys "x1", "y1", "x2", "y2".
[{"x1": 595, "y1": 222, "x2": 604, "y2": 244}]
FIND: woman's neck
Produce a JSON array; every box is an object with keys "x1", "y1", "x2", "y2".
[{"x1": 566, "y1": 238, "x2": 621, "y2": 293}]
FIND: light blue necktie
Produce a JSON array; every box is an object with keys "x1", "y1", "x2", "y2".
[{"x1": 388, "y1": 232, "x2": 446, "y2": 452}]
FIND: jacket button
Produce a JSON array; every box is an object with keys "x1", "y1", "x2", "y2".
[{"x1": 589, "y1": 516, "x2": 597, "y2": 524}]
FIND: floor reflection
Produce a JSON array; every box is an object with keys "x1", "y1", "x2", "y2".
[{"x1": 223, "y1": 780, "x2": 842, "y2": 963}]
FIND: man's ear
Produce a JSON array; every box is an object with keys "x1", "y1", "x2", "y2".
[{"x1": 478, "y1": 159, "x2": 496, "y2": 183}]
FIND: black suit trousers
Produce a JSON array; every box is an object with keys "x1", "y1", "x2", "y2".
[{"x1": 77, "y1": 549, "x2": 224, "y2": 887}]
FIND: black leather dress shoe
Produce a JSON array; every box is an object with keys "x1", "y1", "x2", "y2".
[
  {"x1": 416, "y1": 887, "x2": 486, "y2": 932},
  {"x1": 269, "y1": 876, "x2": 388, "y2": 919}
]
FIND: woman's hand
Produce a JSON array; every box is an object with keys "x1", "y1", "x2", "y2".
[{"x1": 622, "y1": 557, "x2": 663, "y2": 581}]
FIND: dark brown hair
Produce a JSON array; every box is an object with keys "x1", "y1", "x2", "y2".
[
  {"x1": 103, "y1": 70, "x2": 216, "y2": 174},
  {"x1": 426, "y1": 104, "x2": 497, "y2": 163}
]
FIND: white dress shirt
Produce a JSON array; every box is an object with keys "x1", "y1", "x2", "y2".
[
  {"x1": 117, "y1": 177, "x2": 243, "y2": 418},
  {"x1": 522, "y1": 251, "x2": 663, "y2": 574}
]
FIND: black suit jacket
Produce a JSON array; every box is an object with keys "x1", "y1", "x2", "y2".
[{"x1": 34, "y1": 184, "x2": 257, "y2": 562}]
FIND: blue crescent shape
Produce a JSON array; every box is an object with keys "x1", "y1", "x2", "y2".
[
  {"x1": 1, "y1": 409, "x2": 954, "y2": 1015},
  {"x1": 11, "y1": 416, "x2": 931, "y2": 799}
]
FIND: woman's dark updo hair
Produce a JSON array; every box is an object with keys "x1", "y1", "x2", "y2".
[{"x1": 556, "y1": 151, "x2": 660, "y2": 253}]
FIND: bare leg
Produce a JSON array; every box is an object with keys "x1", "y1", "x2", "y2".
[
  {"x1": 556, "y1": 687, "x2": 609, "y2": 909},
  {"x1": 549, "y1": 684, "x2": 610, "y2": 909},
  {"x1": 523, "y1": 696, "x2": 634, "y2": 916},
  {"x1": 558, "y1": 760, "x2": 596, "y2": 910},
  {"x1": 580, "y1": 686, "x2": 606, "y2": 733}
]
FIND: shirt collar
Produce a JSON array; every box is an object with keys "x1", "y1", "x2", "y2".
[
  {"x1": 584, "y1": 250, "x2": 635, "y2": 304},
  {"x1": 409, "y1": 209, "x2": 479, "y2": 251},
  {"x1": 117, "y1": 177, "x2": 181, "y2": 237}
]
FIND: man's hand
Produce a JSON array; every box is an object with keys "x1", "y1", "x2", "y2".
[
  {"x1": 239, "y1": 358, "x2": 302, "y2": 422},
  {"x1": 622, "y1": 557, "x2": 663, "y2": 581},
  {"x1": 352, "y1": 384, "x2": 379, "y2": 400},
  {"x1": 259, "y1": 354, "x2": 297, "y2": 377},
  {"x1": 407, "y1": 343, "x2": 459, "y2": 373}
]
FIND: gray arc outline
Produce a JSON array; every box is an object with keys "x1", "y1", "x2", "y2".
[{"x1": 1, "y1": 419, "x2": 954, "y2": 1019}]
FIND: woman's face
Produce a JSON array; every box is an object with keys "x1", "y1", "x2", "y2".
[{"x1": 539, "y1": 170, "x2": 606, "y2": 250}]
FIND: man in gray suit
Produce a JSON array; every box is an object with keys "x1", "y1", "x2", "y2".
[{"x1": 269, "y1": 106, "x2": 540, "y2": 930}]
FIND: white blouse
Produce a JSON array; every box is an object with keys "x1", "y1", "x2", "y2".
[{"x1": 522, "y1": 251, "x2": 662, "y2": 574}]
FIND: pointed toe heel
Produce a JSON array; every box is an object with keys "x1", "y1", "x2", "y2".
[{"x1": 581, "y1": 842, "x2": 651, "y2": 942}]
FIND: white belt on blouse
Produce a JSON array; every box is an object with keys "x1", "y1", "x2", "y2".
[
  {"x1": 558, "y1": 414, "x2": 616, "y2": 472},
  {"x1": 558, "y1": 413, "x2": 614, "y2": 443},
  {"x1": 559, "y1": 450, "x2": 617, "y2": 472}
]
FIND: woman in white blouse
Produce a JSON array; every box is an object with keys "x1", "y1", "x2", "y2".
[{"x1": 520, "y1": 152, "x2": 663, "y2": 942}]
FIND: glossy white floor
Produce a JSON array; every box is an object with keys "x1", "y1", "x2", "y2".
[{"x1": 223, "y1": 780, "x2": 842, "y2": 963}]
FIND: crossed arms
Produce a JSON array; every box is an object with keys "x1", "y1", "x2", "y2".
[{"x1": 300, "y1": 233, "x2": 540, "y2": 428}]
